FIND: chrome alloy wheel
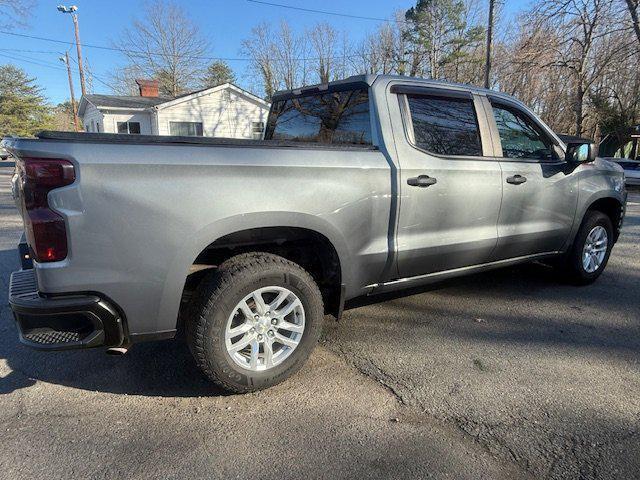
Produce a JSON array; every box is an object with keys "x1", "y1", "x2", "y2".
[
  {"x1": 225, "y1": 286, "x2": 305, "y2": 371},
  {"x1": 582, "y1": 226, "x2": 608, "y2": 274}
]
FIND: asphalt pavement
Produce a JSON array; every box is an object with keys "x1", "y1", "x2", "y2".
[{"x1": 0, "y1": 164, "x2": 638, "y2": 479}]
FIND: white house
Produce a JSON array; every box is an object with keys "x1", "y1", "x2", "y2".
[{"x1": 78, "y1": 79, "x2": 270, "y2": 139}]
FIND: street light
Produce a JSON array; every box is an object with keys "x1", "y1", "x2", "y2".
[
  {"x1": 56, "y1": 5, "x2": 77, "y2": 13},
  {"x1": 59, "y1": 52, "x2": 80, "y2": 132},
  {"x1": 57, "y1": 5, "x2": 86, "y2": 96}
]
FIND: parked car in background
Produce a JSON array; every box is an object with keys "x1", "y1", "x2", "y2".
[
  {"x1": 559, "y1": 134, "x2": 640, "y2": 187},
  {"x1": 604, "y1": 158, "x2": 640, "y2": 186},
  {"x1": 4, "y1": 75, "x2": 628, "y2": 393}
]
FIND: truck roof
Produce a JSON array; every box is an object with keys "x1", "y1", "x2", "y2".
[{"x1": 271, "y1": 74, "x2": 508, "y2": 101}]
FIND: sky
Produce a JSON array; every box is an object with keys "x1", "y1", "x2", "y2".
[{"x1": 1, "y1": 0, "x2": 528, "y2": 104}]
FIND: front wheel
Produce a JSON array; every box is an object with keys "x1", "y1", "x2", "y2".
[
  {"x1": 560, "y1": 210, "x2": 614, "y2": 285},
  {"x1": 186, "y1": 252, "x2": 324, "y2": 393}
]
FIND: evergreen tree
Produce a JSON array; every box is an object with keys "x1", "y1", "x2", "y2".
[
  {"x1": 405, "y1": 0, "x2": 484, "y2": 80},
  {"x1": 0, "y1": 64, "x2": 54, "y2": 137},
  {"x1": 202, "y1": 61, "x2": 237, "y2": 88}
]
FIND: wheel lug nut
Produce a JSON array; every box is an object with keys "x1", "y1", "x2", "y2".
[
  {"x1": 254, "y1": 314, "x2": 259, "y2": 320},
  {"x1": 257, "y1": 334, "x2": 263, "y2": 341},
  {"x1": 250, "y1": 327, "x2": 255, "y2": 333},
  {"x1": 271, "y1": 318, "x2": 278, "y2": 325},
  {"x1": 265, "y1": 311, "x2": 271, "y2": 316},
  {"x1": 267, "y1": 330, "x2": 274, "y2": 337}
]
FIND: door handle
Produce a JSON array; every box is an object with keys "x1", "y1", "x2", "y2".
[
  {"x1": 407, "y1": 175, "x2": 437, "y2": 188},
  {"x1": 506, "y1": 174, "x2": 527, "y2": 185}
]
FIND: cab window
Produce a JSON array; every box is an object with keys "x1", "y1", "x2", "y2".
[
  {"x1": 406, "y1": 94, "x2": 483, "y2": 157},
  {"x1": 491, "y1": 103, "x2": 556, "y2": 161},
  {"x1": 265, "y1": 88, "x2": 371, "y2": 145}
]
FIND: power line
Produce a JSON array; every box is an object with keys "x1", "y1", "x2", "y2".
[
  {"x1": 1, "y1": 50, "x2": 67, "y2": 69},
  {"x1": 66, "y1": 53, "x2": 118, "y2": 91},
  {"x1": 0, "y1": 48, "x2": 60, "y2": 55},
  {"x1": 0, "y1": 46, "x2": 119, "y2": 93},
  {"x1": 0, "y1": 28, "x2": 392, "y2": 63},
  {"x1": 0, "y1": 52, "x2": 68, "y2": 72},
  {"x1": 245, "y1": 0, "x2": 392, "y2": 22},
  {"x1": 0, "y1": 29, "x2": 254, "y2": 62}
]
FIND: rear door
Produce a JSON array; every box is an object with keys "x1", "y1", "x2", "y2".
[
  {"x1": 390, "y1": 85, "x2": 503, "y2": 278},
  {"x1": 484, "y1": 97, "x2": 578, "y2": 259}
]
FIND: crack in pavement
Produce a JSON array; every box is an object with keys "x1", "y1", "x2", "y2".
[{"x1": 326, "y1": 342, "x2": 534, "y2": 479}]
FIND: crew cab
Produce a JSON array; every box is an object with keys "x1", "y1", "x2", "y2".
[{"x1": 4, "y1": 75, "x2": 627, "y2": 392}]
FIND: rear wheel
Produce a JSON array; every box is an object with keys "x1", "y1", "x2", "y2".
[
  {"x1": 186, "y1": 252, "x2": 324, "y2": 393},
  {"x1": 560, "y1": 210, "x2": 613, "y2": 285}
]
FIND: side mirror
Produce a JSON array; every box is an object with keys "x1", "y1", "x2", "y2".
[{"x1": 565, "y1": 142, "x2": 597, "y2": 163}]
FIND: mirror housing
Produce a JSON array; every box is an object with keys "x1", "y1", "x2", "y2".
[{"x1": 565, "y1": 142, "x2": 597, "y2": 163}]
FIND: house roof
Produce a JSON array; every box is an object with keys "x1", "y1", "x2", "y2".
[
  {"x1": 79, "y1": 83, "x2": 269, "y2": 117},
  {"x1": 155, "y1": 83, "x2": 270, "y2": 110},
  {"x1": 83, "y1": 94, "x2": 172, "y2": 109}
]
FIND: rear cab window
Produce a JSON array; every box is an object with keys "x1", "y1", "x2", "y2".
[{"x1": 264, "y1": 87, "x2": 372, "y2": 145}]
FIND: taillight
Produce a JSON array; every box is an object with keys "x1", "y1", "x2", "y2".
[{"x1": 17, "y1": 158, "x2": 75, "y2": 262}]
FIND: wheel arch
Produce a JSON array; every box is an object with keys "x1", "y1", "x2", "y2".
[
  {"x1": 563, "y1": 191, "x2": 625, "y2": 254},
  {"x1": 156, "y1": 212, "x2": 351, "y2": 333},
  {"x1": 584, "y1": 196, "x2": 625, "y2": 242}
]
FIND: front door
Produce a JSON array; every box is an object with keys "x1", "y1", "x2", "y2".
[
  {"x1": 391, "y1": 87, "x2": 503, "y2": 279},
  {"x1": 486, "y1": 99, "x2": 578, "y2": 260}
]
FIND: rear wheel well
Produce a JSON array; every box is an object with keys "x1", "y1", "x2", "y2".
[
  {"x1": 181, "y1": 227, "x2": 342, "y2": 322},
  {"x1": 586, "y1": 197, "x2": 623, "y2": 241}
]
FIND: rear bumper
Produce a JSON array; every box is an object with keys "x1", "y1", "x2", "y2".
[{"x1": 9, "y1": 269, "x2": 126, "y2": 350}]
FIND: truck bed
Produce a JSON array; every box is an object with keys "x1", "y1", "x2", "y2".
[{"x1": 34, "y1": 131, "x2": 379, "y2": 151}]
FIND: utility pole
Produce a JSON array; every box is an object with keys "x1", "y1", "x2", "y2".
[
  {"x1": 60, "y1": 52, "x2": 80, "y2": 132},
  {"x1": 484, "y1": 0, "x2": 495, "y2": 89},
  {"x1": 57, "y1": 5, "x2": 86, "y2": 96}
]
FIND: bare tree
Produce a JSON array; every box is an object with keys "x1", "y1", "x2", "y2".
[
  {"x1": 308, "y1": 23, "x2": 340, "y2": 83},
  {"x1": 493, "y1": 18, "x2": 575, "y2": 134},
  {"x1": 273, "y1": 20, "x2": 308, "y2": 90},
  {"x1": 238, "y1": 0, "x2": 637, "y2": 144},
  {"x1": 0, "y1": 0, "x2": 34, "y2": 29},
  {"x1": 532, "y1": 0, "x2": 633, "y2": 135},
  {"x1": 241, "y1": 22, "x2": 279, "y2": 99},
  {"x1": 352, "y1": 23, "x2": 400, "y2": 75},
  {"x1": 110, "y1": 65, "x2": 147, "y2": 96},
  {"x1": 112, "y1": 1, "x2": 209, "y2": 97},
  {"x1": 624, "y1": 0, "x2": 640, "y2": 46}
]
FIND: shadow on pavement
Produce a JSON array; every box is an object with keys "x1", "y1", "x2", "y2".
[
  {"x1": 2, "y1": 246, "x2": 639, "y2": 398},
  {"x1": 0, "y1": 246, "x2": 225, "y2": 398}
]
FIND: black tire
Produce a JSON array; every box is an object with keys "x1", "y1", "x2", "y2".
[
  {"x1": 186, "y1": 252, "x2": 324, "y2": 393},
  {"x1": 560, "y1": 210, "x2": 614, "y2": 285}
]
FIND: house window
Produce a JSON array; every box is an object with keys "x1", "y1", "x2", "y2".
[
  {"x1": 170, "y1": 121, "x2": 203, "y2": 136},
  {"x1": 117, "y1": 121, "x2": 141, "y2": 134},
  {"x1": 252, "y1": 121, "x2": 265, "y2": 140}
]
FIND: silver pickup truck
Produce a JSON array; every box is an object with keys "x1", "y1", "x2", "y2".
[{"x1": 4, "y1": 75, "x2": 627, "y2": 393}]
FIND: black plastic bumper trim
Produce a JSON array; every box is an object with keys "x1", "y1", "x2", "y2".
[
  {"x1": 9, "y1": 269, "x2": 125, "y2": 351},
  {"x1": 129, "y1": 330, "x2": 177, "y2": 343}
]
